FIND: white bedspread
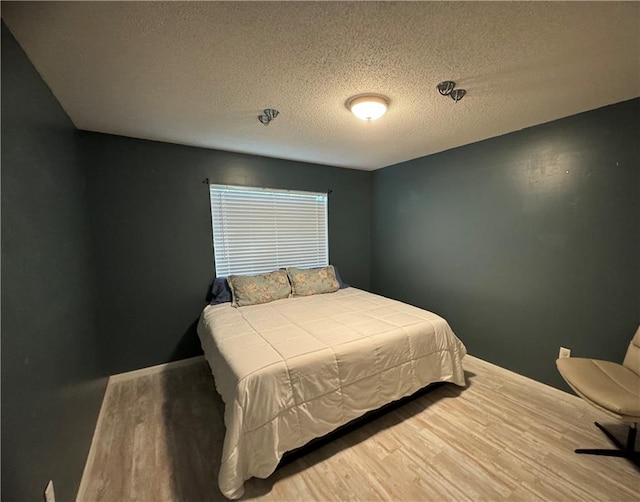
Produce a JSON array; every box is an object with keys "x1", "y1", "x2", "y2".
[{"x1": 197, "y1": 287, "x2": 467, "y2": 499}]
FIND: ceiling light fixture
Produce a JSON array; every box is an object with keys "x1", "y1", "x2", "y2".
[
  {"x1": 437, "y1": 81, "x2": 456, "y2": 96},
  {"x1": 437, "y1": 81, "x2": 466, "y2": 103},
  {"x1": 346, "y1": 94, "x2": 389, "y2": 121},
  {"x1": 450, "y1": 89, "x2": 466, "y2": 102},
  {"x1": 258, "y1": 108, "x2": 279, "y2": 126}
]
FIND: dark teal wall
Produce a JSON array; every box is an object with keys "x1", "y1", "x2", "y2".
[
  {"x1": 371, "y1": 99, "x2": 640, "y2": 390},
  {"x1": 1, "y1": 24, "x2": 107, "y2": 501},
  {"x1": 80, "y1": 132, "x2": 372, "y2": 374}
]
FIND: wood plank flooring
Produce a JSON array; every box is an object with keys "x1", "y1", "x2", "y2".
[{"x1": 77, "y1": 356, "x2": 639, "y2": 501}]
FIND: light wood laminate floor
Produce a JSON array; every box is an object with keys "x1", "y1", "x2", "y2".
[{"x1": 78, "y1": 356, "x2": 639, "y2": 501}]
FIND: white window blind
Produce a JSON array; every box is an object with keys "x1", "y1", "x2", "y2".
[{"x1": 209, "y1": 184, "x2": 328, "y2": 277}]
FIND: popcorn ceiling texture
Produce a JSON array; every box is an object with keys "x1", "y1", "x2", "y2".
[{"x1": 2, "y1": 1, "x2": 639, "y2": 170}]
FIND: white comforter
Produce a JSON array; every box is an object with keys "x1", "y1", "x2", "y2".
[{"x1": 197, "y1": 287, "x2": 467, "y2": 499}]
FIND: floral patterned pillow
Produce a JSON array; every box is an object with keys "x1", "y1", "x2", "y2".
[
  {"x1": 286, "y1": 266, "x2": 340, "y2": 297},
  {"x1": 227, "y1": 270, "x2": 291, "y2": 307}
]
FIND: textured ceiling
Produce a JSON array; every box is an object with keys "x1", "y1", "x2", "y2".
[{"x1": 2, "y1": 1, "x2": 639, "y2": 171}]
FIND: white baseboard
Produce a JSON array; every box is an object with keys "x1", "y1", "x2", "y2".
[
  {"x1": 108, "y1": 355, "x2": 205, "y2": 383},
  {"x1": 464, "y1": 353, "x2": 579, "y2": 402}
]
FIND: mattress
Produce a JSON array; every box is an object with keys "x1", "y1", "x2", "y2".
[{"x1": 197, "y1": 287, "x2": 467, "y2": 499}]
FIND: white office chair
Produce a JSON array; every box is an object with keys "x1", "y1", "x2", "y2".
[{"x1": 556, "y1": 326, "x2": 640, "y2": 467}]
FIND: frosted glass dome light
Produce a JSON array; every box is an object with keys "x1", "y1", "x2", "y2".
[{"x1": 346, "y1": 95, "x2": 389, "y2": 121}]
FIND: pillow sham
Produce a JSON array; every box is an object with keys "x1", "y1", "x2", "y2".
[
  {"x1": 227, "y1": 270, "x2": 291, "y2": 307},
  {"x1": 333, "y1": 266, "x2": 349, "y2": 289},
  {"x1": 207, "y1": 277, "x2": 233, "y2": 305},
  {"x1": 286, "y1": 265, "x2": 340, "y2": 297}
]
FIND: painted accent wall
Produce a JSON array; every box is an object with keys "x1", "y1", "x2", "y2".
[
  {"x1": 80, "y1": 132, "x2": 372, "y2": 375},
  {"x1": 372, "y1": 98, "x2": 640, "y2": 389},
  {"x1": 1, "y1": 24, "x2": 107, "y2": 501}
]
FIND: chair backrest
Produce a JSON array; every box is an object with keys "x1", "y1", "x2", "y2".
[{"x1": 622, "y1": 326, "x2": 640, "y2": 376}]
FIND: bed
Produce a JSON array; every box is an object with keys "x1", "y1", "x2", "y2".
[{"x1": 197, "y1": 283, "x2": 467, "y2": 499}]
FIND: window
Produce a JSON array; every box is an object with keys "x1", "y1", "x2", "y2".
[{"x1": 209, "y1": 184, "x2": 328, "y2": 277}]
